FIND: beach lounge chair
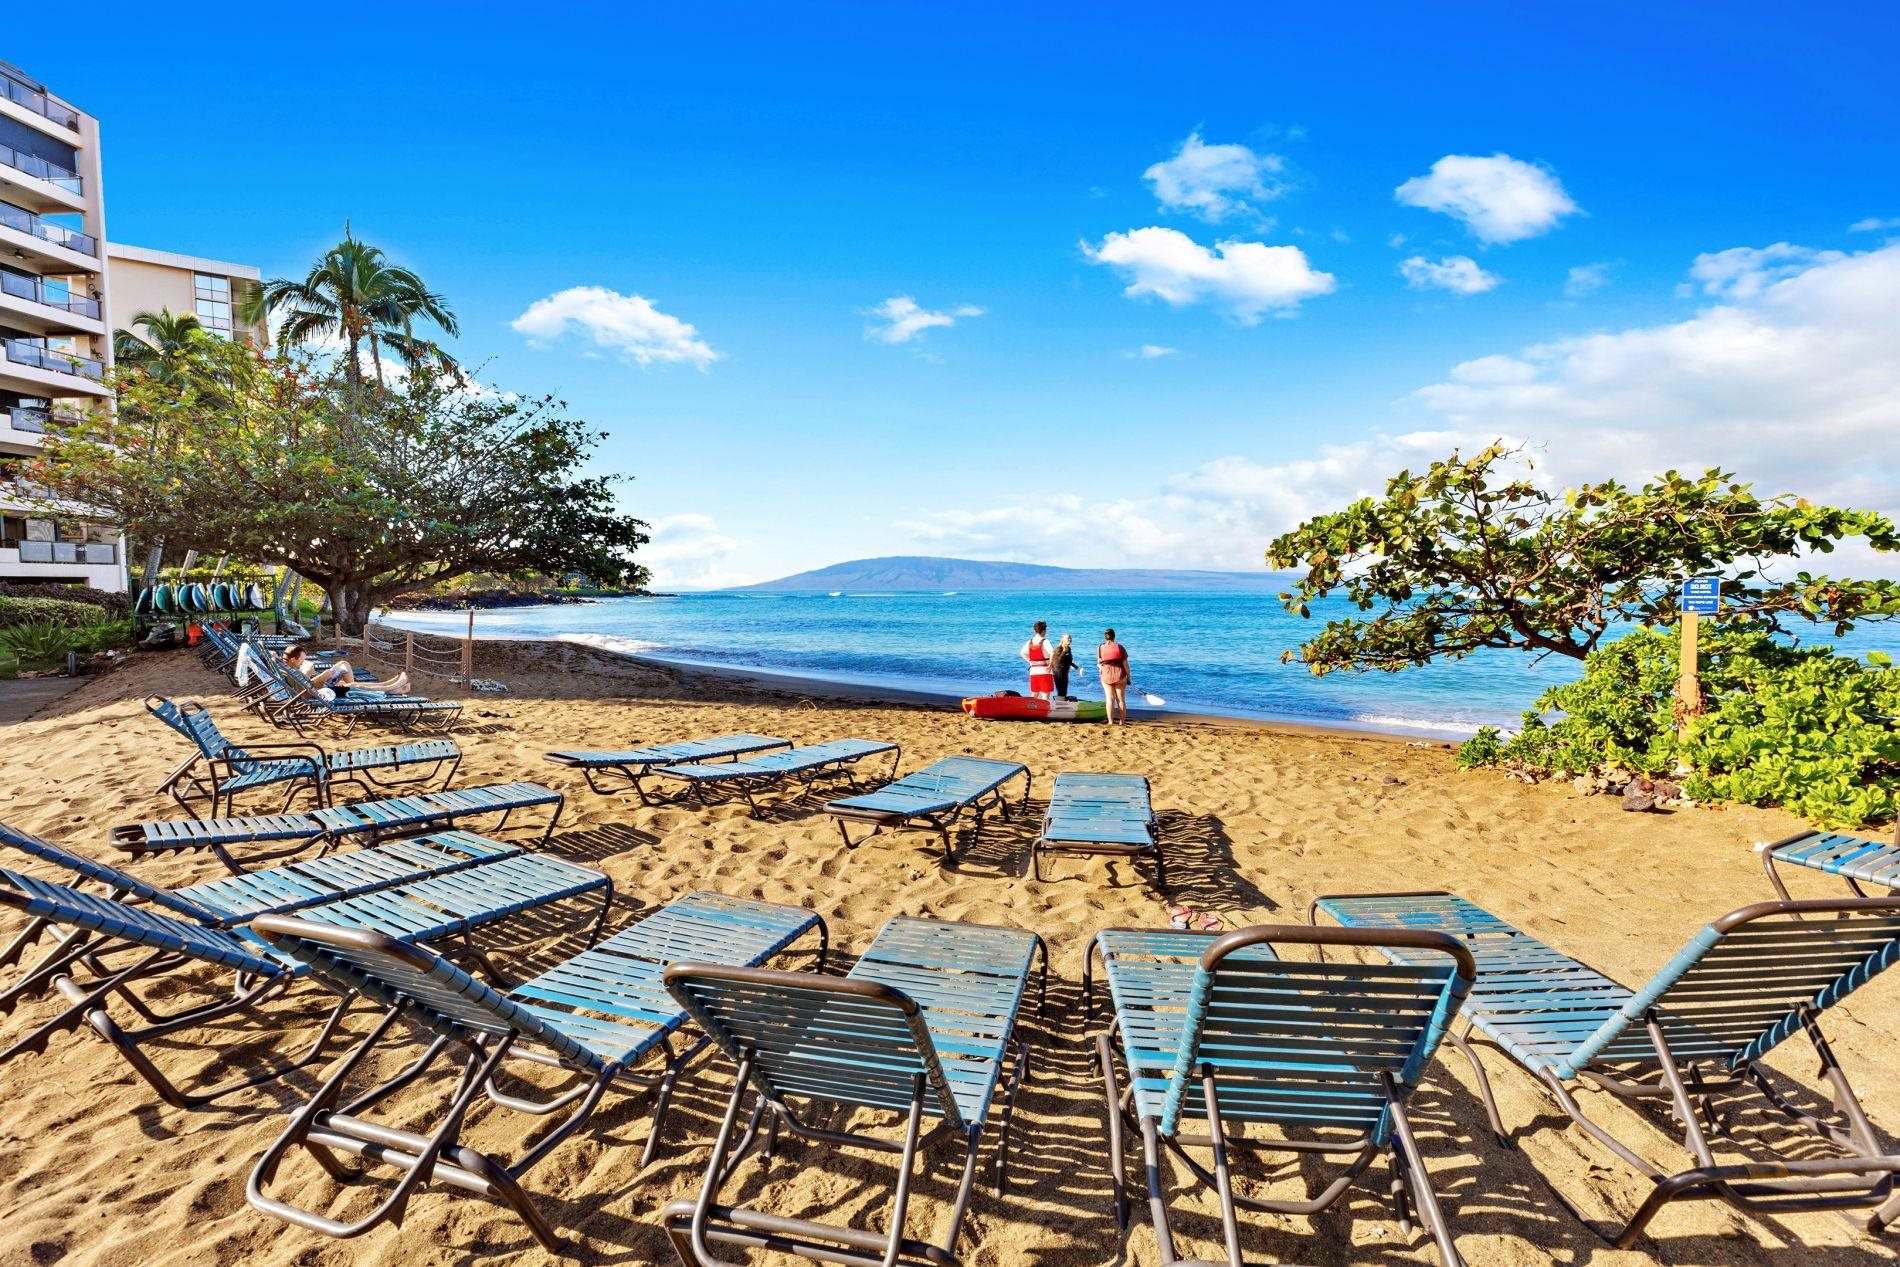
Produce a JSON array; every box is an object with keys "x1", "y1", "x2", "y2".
[
  {"x1": 1761, "y1": 828, "x2": 1900, "y2": 899},
  {"x1": 661, "y1": 916, "x2": 1046, "y2": 1267},
  {"x1": 244, "y1": 891, "x2": 827, "y2": 1254},
  {"x1": 251, "y1": 654, "x2": 461, "y2": 737},
  {"x1": 545, "y1": 733, "x2": 792, "y2": 801},
  {"x1": 0, "y1": 822, "x2": 609, "y2": 1105},
  {"x1": 824, "y1": 755, "x2": 1031, "y2": 861},
  {"x1": 1313, "y1": 890, "x2": 1900, "y2": 1246},
  {"x1": 1084, "y1": 923, "x2": 1477, "y2": 1266},
  {"x1": 146, "y1": 696, "x2": 460, "y2": 816},
  {"x1": 110, "y1": 781, "x2": 565, "y2": 873},
  {"x1": 0, "y1": 867, "x2": 355, "y2": 1109},
  {"x1": 655, "y1": 737, "x2": 901, "y2": 815},
  {"x1": 1033, "y1": 771, "x2": 1161, "y2": 886}
]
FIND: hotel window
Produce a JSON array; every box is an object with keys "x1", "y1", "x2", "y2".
[{"x1": 194, "y1": 273, "x2": 233, "y2": 336}]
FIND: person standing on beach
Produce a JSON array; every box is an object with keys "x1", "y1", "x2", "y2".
[
  {"x1": 1098, "y1": 628, "x2": 1130, "y2": 724},
  {"x1": 1050, "y1": 633, "x2": 1077, "y2": 698},
  {"x1": 1022, "y1": 621, "x2": 1055, "y2": 700}
]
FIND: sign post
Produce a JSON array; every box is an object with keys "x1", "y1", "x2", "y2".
[{"x1": 1677, "y1": 577, "x2": 1721, "y2": 726}]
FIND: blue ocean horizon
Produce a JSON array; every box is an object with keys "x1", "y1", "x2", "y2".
[{"x1": 383, "y1": 590, "x2": 1900, "y2": 740}]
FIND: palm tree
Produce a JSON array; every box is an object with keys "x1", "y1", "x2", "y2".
[
  {"x1": 112, "y1": 307, "x2": 210, "y2": 378},
  {"x1": 241, "y1": 226, "x2": 459, "y2": 386}
]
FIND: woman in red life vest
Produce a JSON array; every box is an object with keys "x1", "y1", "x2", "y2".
[
  {"x1": 1097, "y1": 627, "x2": 1130, "y2": 724},
  {"x1": 1021, "y1": 621, "x2": 1055, "y2": 700}
]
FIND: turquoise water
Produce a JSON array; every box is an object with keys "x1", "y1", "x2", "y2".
[{"x1": 383, "y1": 590, "x2": 1900, "y2": 739}]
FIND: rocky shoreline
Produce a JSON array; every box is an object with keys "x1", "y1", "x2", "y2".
[{"x1": 386, "y1": 586, "x2": 655, "y2": 613}]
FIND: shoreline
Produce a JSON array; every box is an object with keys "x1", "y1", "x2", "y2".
[{"x1": 477, "y1": 631, "x2": 1444, "y2": 747}]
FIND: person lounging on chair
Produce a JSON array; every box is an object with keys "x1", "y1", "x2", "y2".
[{"x1": 1313, "y1": 890, "x2": 1900, "y2": 1247}]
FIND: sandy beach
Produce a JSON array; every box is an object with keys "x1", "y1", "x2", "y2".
[{"x1": 0, "y1": 637, "x2": 1894, "y2": 1267}]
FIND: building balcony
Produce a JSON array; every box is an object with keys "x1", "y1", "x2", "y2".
[
  {"x1": 0, "y1": 403, "x2": 84, "y2": 452},
  {"x1": 0, "y1": 67, "x2": 80, "y2": 132},
  {"x1": 0, "y1": 200, "x2": 99, "y2": 275},
  {"x1": 0, "y1": 141, "x2": 84, "y2": 214},
  {"x1": 0, "y1": 270, "x2": 102, "y2": 336},
  {"x1": 0, "y1": 337, "x2": 109, "y2": 398},
  {"x1": 0, "y1": 538, "x2": 125, "y2": 591}
]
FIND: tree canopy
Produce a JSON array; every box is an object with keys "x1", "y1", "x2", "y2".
[
  {"x1": 242, "y1": 227, "x2": 459, "y2": 385},
  {"x1": 1266, "y1": 443, "x2": 1900, "y2": 675},
  {"x1": 29, "y1": 339, "x2": 647, "y2": 633}
]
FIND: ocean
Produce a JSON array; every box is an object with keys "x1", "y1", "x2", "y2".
[{"x1": 381, "y1": 590, "x2": 1900, "y2": 740}]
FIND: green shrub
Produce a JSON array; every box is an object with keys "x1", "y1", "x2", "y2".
[
  {"x1": 1457, "y1": 625, "x2": 1900, "y2": 828},
  {"x1": 1455, "y1": 726, "x2": 1504, "y2": 769},
  {"x1": 0, "y1": 615, "x2": 132, "y2": 663},
  {"x1": 0, "y1": 595, "x2": 113, "y2": 629}
]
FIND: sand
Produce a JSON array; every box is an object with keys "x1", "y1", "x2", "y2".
[{"x1": 0, "y1": 638, "x2": 1894, "y2": 1267}]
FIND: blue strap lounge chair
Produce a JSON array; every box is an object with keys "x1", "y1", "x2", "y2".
[
  {"x1": 0, "y1": 867, "x2": 354, "y2": 1110},
  {"x1": 252, "y1": 655, "x2": 461, "y2": 738},
  {"x1": 662, "y1": 916, "x2": 1047, "y2": 1267},
  {"x1": 1761, "y1": 828, "x2": 1900, "y2": 900},
  {"x1": 0, "y1": 821, "x2": 613, "y2": 1035},
  {"x1": 109, "y1": 781, "x2": 565, "y2": 873},
  {"x1": 145, "y1": 696, "x2": 461, "y2": 816},
  {"x1": 244, "y1": 891, "x2": 827, "y2": 1255},
  {"x1": 824, "y1": 755, "x2": 1031, "y2": 861},
  {"x1": 655, "y1": 737, "x2": 901, "y2": 815},
  {"x1": 1313, "y1": 890, "x2": 1900, "y2": 1247},
  {"x1": 1033, "y1": 771, "x2": 1161, "y2": 886},
  {"x1": 545, "y1": 733, "x2": 793, "y2": 802},
  {"x1": 1083, "y1": 923, "x2": 1476, "y2": 1266}
]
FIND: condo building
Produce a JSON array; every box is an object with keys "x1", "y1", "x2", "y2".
[{"x1": 0, "y1": 59, "x2": 262, "y2": 593}]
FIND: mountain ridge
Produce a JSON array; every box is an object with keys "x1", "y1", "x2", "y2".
[{"x1": 732, "y1": 555, "x2": 1286, "y2": 592}]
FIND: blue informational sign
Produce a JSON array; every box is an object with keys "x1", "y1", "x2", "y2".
[{"x1": 1681, "y1": 576, "x2": 1721, "y2": 615}]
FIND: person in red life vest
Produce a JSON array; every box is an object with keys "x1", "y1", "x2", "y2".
[
  {"x1": 1021, "y1": 621, "x2": 1055, "y2": 700},
  {"x1": 1097, "y1": 627, "x2": 1130, "y2": 725}
]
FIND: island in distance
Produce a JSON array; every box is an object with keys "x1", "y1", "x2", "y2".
[{"x1": 732, "y1": 555, "x2": 1287, "y2": 592}]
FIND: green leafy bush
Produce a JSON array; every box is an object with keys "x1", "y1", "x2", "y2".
[
  {"x1": 0, "y1": 595, "x2": 114, "y2": 629},
  {"x1": 1458, "y1": 625, "x2": 1900, "y2": 827},
  {"x1": 1456, "y1": 726, "x2": 1504, "y2": 769},
  {"x1": 0, "y1": 616, "x2": 133, "y2": 663}
]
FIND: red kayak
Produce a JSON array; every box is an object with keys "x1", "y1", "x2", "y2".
[{"x1": 962, "y1": 694, "x2": 1106, "y2": 722}]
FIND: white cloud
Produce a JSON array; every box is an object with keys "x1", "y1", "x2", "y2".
[
  {"x1": 864, "y1": 295, "x2": 985, "y2": 345},
  {"x1": 1410, "y1": 241, "x2": 1900, "y2": 541},
  {"x1": 1394, "y1": 153, "x2": 1579, "y2": 243},
  {"x1": 891, "y1": 432, "x2": 1479, "y2": 571},
  {"x1": 1683, "y1": 243, "x2": 1845, "y2": 300},
  {"x1": 641, "y1": 513, "x2": 753, "y2": 589},
  {"x1": 1143, "y1": 132, "x2": 1286, "y2": 223},
  {"x1": 1563, "y1": 262, "x2": 1616, "y2": 298},
  {"x1": 890, "y1": 241, "x2": 1900, "y2": 581},
  {"x1": 1083, "y1": 226, "x2": 1336, "y2": 323},
  {"x1": 1400, "y1": 255, "x2": 1501, "y2": 294},
  {"x1": 512, "y1": 286, "x2": 718, "y2": 369},
  {"x1": 1850, "y1": 216, "x2": 1900, "y2": 233},
  {"x1": 1125, "y1": 344, "x2": 1177, "y2": 359}
]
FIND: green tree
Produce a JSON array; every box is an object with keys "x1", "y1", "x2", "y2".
[
  {"x1": 242, "y1": 227, "x2": 459, "y2": 386},
  {"x1": 112, "y1": 307, "x2": 211, "y2": 381},
  {"x1": 31, "y1": 340, "x2": 647, "y2": 634},
  {"x1": 1267, "y1": 443, "x2": 1900, "y2": 674}
]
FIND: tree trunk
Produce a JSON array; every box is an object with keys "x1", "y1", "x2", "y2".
[{"x1": 370, "y1": 331, "x2": 385, "y2": 388}]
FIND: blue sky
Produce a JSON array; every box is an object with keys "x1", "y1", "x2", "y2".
[{"x1": 23, "y1": 2, "x2": 1900, "y2": 585}]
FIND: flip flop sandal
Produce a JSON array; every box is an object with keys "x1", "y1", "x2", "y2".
[
  {"x1": 1168, "y1": 904, "x2": 1192, "y2": 930},
  {"x1": 1197, "y1": 912, "x2": 1223, "y2": 931}
]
